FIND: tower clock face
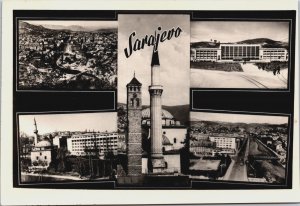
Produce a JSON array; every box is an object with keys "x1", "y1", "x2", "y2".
[{"x1": 133, "y1": 93, "x2": 137, "y2": 98}]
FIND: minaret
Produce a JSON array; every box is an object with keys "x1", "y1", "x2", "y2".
[
  {"x1": 33, "y1": 118, "x2": 38, "y2": 145},
  {"x1": 149, "y1": 49, "x2": 165, "y2": 173},
  {"x1": 126, "y1": 73, "x2": 142, "y2": 176}
]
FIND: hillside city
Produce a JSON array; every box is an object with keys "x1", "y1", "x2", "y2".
[{"x1": 18, "y1": 21, "x2": 117, "y2": 90}]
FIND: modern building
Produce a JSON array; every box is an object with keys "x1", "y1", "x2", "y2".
[
  {"x1": 209, "y1": 135, "x2": 237, "y2": 155},
  {"x1": 67, "y1": 132, "x2": 119, "y2": 157},
  {"x1": 191, "y1": 43, "x2": 288, "y2": 62}
]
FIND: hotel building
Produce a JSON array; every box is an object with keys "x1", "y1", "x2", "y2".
[
  {"x1": 67, "y1": 132, "x2": 120, "y2": 157},
  {"x1": 191, "y1": 43, "x2": 288, "y2": 62}
]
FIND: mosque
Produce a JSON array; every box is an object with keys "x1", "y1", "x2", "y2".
[
  {"x1": 29, "y1": 118, "x2": 57, "y2": 171},
  {"x1": 124, "y1": 49, "x2": 188, "y2": 178}
]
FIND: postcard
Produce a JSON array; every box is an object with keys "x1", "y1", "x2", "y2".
[{"x1": 1, "y1": 0, "x2": 299, "y2": 205}]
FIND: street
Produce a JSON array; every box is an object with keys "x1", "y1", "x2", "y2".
[
  {"x1": 223, "y1": 137, "x2": 248, "y2": 182},
  {"x1": 191, "y1": 63, "x2": 288, "y2": 89}
]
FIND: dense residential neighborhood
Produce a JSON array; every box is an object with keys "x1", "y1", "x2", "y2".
[
  {"x1": 189, "y1": 120, "x2": 288, "y2": 184},
  {"x1": 18, "y1": 21, "x2": 117, "y2": 90}
]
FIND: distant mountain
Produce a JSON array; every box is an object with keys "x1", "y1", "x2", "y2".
[
  {"x1": 19, "y1": 21, "x2": 117, "y2": 33},
  {"x1": 191, "y1": 120, "x2": 288, "y2": 129},
  {"x1": 19, "y1": 21, "x2": 52, "y2": 34},
  {"x1": 237, "y1": 38, "x2": 289, "y2": 49},
  {"x1": 94, "y1": 28, "x2": 118, "y2": 33},
  {"x1": 42, "y1": 24, "x2": 86, "y2": 31},
  {"x1": 191, "y1": 38, "x2": 288, "y2": 49},
  {"x1": 191, "y1": 41, "x2": 220, "y2": 48}
]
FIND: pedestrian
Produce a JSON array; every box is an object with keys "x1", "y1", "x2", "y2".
[{"x1": 277, "y1": 66, "x2": 281, "y2": 74}]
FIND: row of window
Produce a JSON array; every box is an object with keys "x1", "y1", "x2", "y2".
[
  {"x1": 71, "y1": 137, "x2": 118, "y2": 142},
  {"x1": 196, "y1": 51, "x2": 218, "y2": 54},
  {"x1": 72, "y1": 140, "x2": 118, "y2": 144},
  {"x1": 221, "y1": 46, "x2": 259, "y2": 57},
  {"x1": 35, "y1": 156, "x2": 47, "y2": 160},
  {"x1": 128, "y1": 87, "x2": 140, "y2": 92}
]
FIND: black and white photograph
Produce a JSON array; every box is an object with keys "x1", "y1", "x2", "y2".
[
  {"x1": 18, "y1": 20, "x2": 117, "y2": 90},
  {"x1": 190, "y1": 21, "x2": 290, "y2": 89},
  {"x1": 116, "y1": 14, "x2": 191, "y2": 186},
  {"x1": 189, "y1": 111, "x2": 290, "y2": 185},
  {"x1": 18, "y1": 112, "x2": 119, "y2": 184}
]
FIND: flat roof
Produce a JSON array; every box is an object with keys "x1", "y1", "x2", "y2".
[{"x1": 190, "y1": 159, "x2": 221, "y2": 171}]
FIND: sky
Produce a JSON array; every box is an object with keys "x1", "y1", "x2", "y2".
[
  {"x1": 191, "y1": 21, "x2": 289, "y2": 43},
  {"x1": 23, "y1": 20, "x2": 117, "y2": 30},
  {"x1": 118, "y1": 14, "x2": 190, "y2": 106},
  {"x1": 19, "y1": 112, "x2": 117, "y2": 136},
  {"x1": 191, "y1": 112, "x2": 288, "y2": 125}
]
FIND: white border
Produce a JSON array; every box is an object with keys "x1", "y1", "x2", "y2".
[{"x1": 1, "y1": 0, "x2": 299, "y2": 205}]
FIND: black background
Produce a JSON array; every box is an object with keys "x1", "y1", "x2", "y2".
[{"x1": 13, "y1": 10, "x2": 296, "y2": 189}]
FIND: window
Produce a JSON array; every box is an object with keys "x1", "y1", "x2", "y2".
[
  {"x1": 136, "y1": 98, "x2": 140, "y2": 107},
  {"x1": 174, "y1": 138, "x2": 177, "y2": 144},
  {"x1": 40, "y1": 152, "x2": 42, "y2": 156},
  {"x1": 130, "y1": 98, "x2": 134, "y2": 106},
  {"x1": 36, "y1": 156, "x2": 39, "y2": 160},
  {"x1": 44, "y1": 156, "x2": 47, "y2": 160}
]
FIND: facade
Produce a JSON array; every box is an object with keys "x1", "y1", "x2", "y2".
[
  {"x1": 31, "y1": 140, "x2": 57, "y2": 167},
  {"x1": 66, "y1": 132, "x2": 119, "y2": 156},
  {"x1": 209, "y1": 135, "x2": 237, "y2": 154},
  {"x1": 190, "y1": 140, "x2": 216, "y2": 156},
  {"x1": 260, "y1": 48, "x2": 288, "y2": 62},
  {"x1": 53, "y1": 135, "x2": 68, "y2": 148},
  {"x1": 191, "y1": 43, "x2": 288, "y2": 62}
]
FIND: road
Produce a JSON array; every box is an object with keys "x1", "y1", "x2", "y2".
[
  {"x1": 191, "y1": 63, "x2": 288, "y2": 89},
  {"x1": 223, "y1": 137, "x2": 248, "y2": 182}
]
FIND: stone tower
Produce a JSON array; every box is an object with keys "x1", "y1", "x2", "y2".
[
  {"x1": 149, "y1": 49, "x2": 165, "y2": 173},
  {"x1": 33, "y1": 117, "x2": 38, "y2": 145},
  {"x1": 126, "y1": 73, "x2": 142, "y2": 176}
]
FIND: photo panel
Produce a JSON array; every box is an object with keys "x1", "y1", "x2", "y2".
[
  {"x1": 117, "y1": 14, "x2": 191, "y2": 187},
  {"x1": 189, "y1": 111, "x2": 291, "y2": 187},
  {"x1": 17, "y1": 112, "x2": 118, "y2": 186},
  {"x1": 17, "y1": 19, "x2": 117, "y2": 91},
  {"x1": 190, "y1": 20, "x2": 291, "y2": 90}
]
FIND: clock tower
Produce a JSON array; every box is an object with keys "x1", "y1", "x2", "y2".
[{"x1": 126, "y1": 73, "x2": 142, "y2": 176}]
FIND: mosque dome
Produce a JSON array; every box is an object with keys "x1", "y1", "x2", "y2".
[
  {"x1": 142, "y1": 108, "x2": 174, "y2": 119},
  {"x1": 35, "y1": 140, "x2": 51, "y2": 147}
]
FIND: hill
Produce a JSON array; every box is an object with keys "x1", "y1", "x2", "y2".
[
  {"x1": 19, "y1": 21, "x2": 53, "y2": 34},
  {"x1": 237, "y1": 38, "x2": 289, "y2": 49},
  {"x1": 191, "y1": 120, "x2": 288, "y2": 131},
  {"x1": 19, "y1": 21, "x2": 117, "y2": 33},
  {"x1": 191, "y1": 38, "x2": 288, "y2": 49}
]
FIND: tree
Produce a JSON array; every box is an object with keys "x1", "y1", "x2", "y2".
[{"x1": 56, "y1": 147, "x2": 70, "y2": 172}]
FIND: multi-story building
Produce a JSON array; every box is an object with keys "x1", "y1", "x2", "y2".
[
  {"x1": 67, "y1": 132, "x2": 119, "y2": 157},
  {"x1": 209, "y1": 135, "x2": 237, "y2": 155},
  {"x1": 191, "y1": 43, "x2": 288, "y2": 62}
]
